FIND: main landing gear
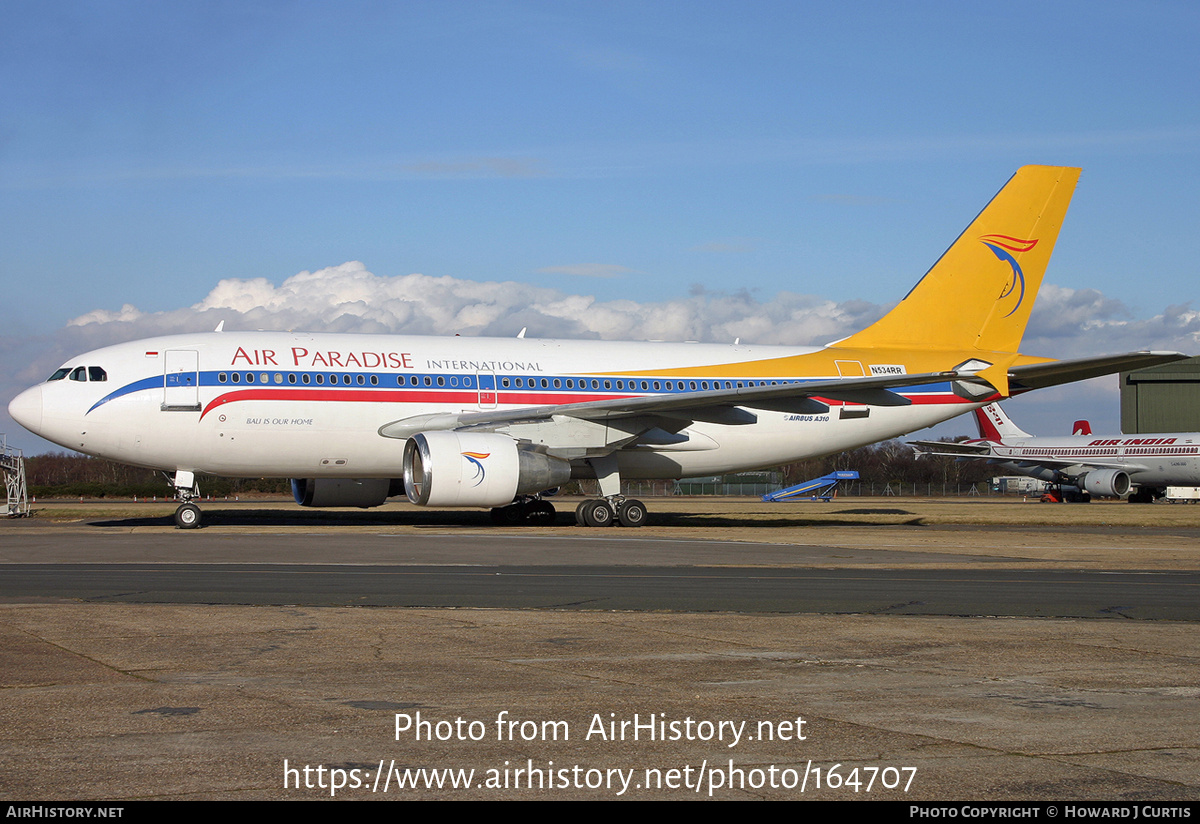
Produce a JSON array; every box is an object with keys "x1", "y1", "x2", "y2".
[
  {"x1": 571, "y1": 455, "x2": 648, "y2": 527},
  {"x1": 488, "y1": 496, "x2": 650, "y2": 527},
  {"x1": 574, "y1": 497, "x2": 647, "y2": 528}
]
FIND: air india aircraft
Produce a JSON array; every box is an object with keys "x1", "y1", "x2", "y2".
[
  {"x1": 911, "y1": 402, "x2": 1200, "y2": 502},
  {"x1": 7, "y1": 166, "x2": 1184, "y2": 528}
]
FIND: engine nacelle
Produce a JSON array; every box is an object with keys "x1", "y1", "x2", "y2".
[
  {"x1": 291, "y1": 477, "x2": 392, "y2": 508},
  {"x1": 1078, "y1": 468, "x2": 1132, "y2": 498},
  {"x1": 403, "y1": 431, "x2": 572, "y2": 507}
]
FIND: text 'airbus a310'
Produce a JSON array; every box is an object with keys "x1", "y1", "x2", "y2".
[{"x1": 7, "y1": 166, "x2": 1185, "y2": 528}]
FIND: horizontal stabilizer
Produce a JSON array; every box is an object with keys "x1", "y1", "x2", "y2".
[{"x1": 1009, "y1": 351, "x2": 1187, "y2": 390}]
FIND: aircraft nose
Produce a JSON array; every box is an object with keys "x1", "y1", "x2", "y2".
[{"x1": 8, "y1": 385, "x2": 44, "y2": 434}]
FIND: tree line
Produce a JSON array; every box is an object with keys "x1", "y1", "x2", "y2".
[
  {"x1": 23, "y1": 453, "x2": 288, "y2": 499},
  {"x1": 22, "y1": 439, "x2": 990, "y2": 499}
]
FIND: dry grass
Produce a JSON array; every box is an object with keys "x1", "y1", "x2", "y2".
[
  {"x1": 8, "y1": 495, "x2": 1200, "y2": 570},
  {"x1": 18, "y1": 493, "x2": 1200, "y2": 528}
]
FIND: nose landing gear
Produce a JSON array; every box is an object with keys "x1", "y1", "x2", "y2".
[{"x1": 169, "y1": 470, "x2": 203, "y2": 529}]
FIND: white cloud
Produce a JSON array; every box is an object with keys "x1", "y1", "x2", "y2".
[
  {"x1": 1022, "y1": 284, "x2": 1200, "y2": 358},
  {"x1": 53, "y1": 262, "x2": 1200, "y2": 360},
  {"x1": 59, "y1": 261, "x2": 887, "y2": 346}
]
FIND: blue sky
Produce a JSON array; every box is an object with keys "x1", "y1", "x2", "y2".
[{"x1": 3, "y1": 1, "x2": 1200, "y2": 453}]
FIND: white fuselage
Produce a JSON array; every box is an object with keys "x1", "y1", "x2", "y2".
[
  {"x1": 978, "y1": 433, "x2": 1200, "y2": 487},
  {"x1": 10, "y1": 331, "x2": 981, "y2": 482}
]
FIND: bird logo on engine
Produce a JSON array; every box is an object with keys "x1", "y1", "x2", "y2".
[{"x1": 461, "y1": 451, "x2": 490, "y2": 486}]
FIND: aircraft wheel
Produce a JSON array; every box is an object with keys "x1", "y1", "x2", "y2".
[
  {"x1": 574, "y1": 500, "x2": 592, "y2": 526},
  {"x1": 526, "y1": 500, "x2": 556, "y2": 525},
  {"x1": 579, "y1": 499, "x2": 615, "y2": 527},
  {"x1": 617, "y1": 499, "x2": 647, "y2": 527},
  {"x1": 174, "y1": 503, "x2": 202, "y2": 529}
]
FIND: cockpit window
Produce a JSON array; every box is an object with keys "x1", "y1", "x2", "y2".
[
  {"x1": 47, "y1": 368, "x2": 71, "y2": 381},
  {"x1": 69, "y1": 367, "x2": 87, "y2": 381},
  {"x1": 88, "y1": 367, "x2": 107, "y2": 382}
]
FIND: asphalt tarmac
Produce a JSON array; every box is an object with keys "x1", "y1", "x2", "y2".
[{"x1": 2, "y1": 500, "x2": 1198, "y2": 800}]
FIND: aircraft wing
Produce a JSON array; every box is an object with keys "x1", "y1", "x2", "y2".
[
  {"x1": 1009, "y1": 351, "x2": 1187, "y2": 390},
  {"x1": 909, "y1": 441, "x2": 1152, "y2": 476},
  {"x1": 466, "y1": 349, "x2": 1189, "y2": 426},
  {"x1": 909, "y1": 440, "x2": 994, "y2": 457},
  {"x1": 380, "y1": 369, "x2": 964, "y2": 438},
  {"x1": 379, "y1": 349, "x2": 1189, "y2": 440}
]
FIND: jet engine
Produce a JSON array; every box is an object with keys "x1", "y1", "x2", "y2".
[
  {"x1": 291, "y1": 477, "x2": 393, "y2": 508},
  {"x1": 403, "y1": 431, "x2": 572, "y2": 507},
  {"x1": 1078, "y1": 468, "x2": 1132, "y2": 498}
]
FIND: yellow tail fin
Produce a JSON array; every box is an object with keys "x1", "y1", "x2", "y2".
[{"x1": 836, "y1": 165, "x2": 1081, "y2": 354}]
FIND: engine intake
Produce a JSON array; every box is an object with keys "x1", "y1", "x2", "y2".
[{"x1": 403, "y1": 431, "x2": 571, "y2": 507}]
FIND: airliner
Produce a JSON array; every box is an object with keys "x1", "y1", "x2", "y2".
[
  {"x1": 910, "y1": 402, "x2": 1200, "y2": 502},
  {"x1": 7, "y1": 166, "x2": 1185, "y2": 528}
]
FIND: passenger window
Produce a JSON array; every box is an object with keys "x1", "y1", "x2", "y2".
[{"x1": 88, "y1": 367, "x2": 107, "y2": 382}]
